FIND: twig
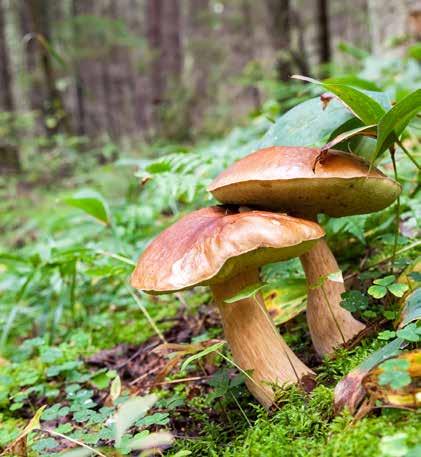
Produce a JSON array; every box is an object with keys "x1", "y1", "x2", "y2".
[
  {"x1": 127, "y1": 286, "x2": 167, "y2": 344},
  {"x1": 153, "y1": 375, "x2": 211, "y2": 386},
  {"x1": 42, "y1": 428, "x2": 107, "y2": 457}
]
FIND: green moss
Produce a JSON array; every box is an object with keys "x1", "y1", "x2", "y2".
[{"x1": 172, "y1": 386, "x2": 420, "y2": 457}]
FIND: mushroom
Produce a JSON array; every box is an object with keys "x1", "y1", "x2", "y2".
[
  {"x1": 131, "y1": 206, "x2": 325, "y2": 407},
  {"x1": 208, "y1": 146, "x2": 401, "y2": 356}
]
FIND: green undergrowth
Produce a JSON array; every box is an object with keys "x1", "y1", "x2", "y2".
[{"x1": 169, "y1": 339, "x2": 420, "y2": 456}]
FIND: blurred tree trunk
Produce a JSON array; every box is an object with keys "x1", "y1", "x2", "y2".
[
  {"x1": 317, "y1": 0, "x2": 331, "y2": 69},
  {"x1": 146, "y1": 0, "x2": 164, "y2": 132},
  {"x1": 162, "y1": 0, "x2": 182, "y2": 86},
  {"x1": 128, "y1": 0, "x2": 151, "y2": 137},
  {"x1": 73, "y1": 0, "x2": 111, "y2": 138},
  {"x1": 71, "y1": 0, "x2": 85, "y2": 135},
  {"x1": 0, "y1": 0, "x2": 21, "y2": 174},
  {"x1": 242, "y1": 0, "x2": 261, "y2": 110},
  {"x1": 19, "y1": 0, "x2": 44, "y2": 117},
  {"x1": 28, "y1": 0, "x2": 71, "y2": 134},
  {"x1": 188, "y1": 0, "x2": 211, "y2": 123},
  {"x1": 368, "y1": 0, "x2": 418, "y2": 56},
  {"x1": 0, "y1": 0, "x2": 14, "y2": 112},
  {"x1": 265, "y1": 0, "x2": 291, "y2": 81}
]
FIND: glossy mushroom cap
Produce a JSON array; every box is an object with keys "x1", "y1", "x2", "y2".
[
  {"x1": 208, "y1": 147, "x2": 401, "y2": 217},
  {"x1": 131, "y1": 206, "x2": 324, "y2": 293}
]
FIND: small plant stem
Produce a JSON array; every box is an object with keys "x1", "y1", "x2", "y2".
[
  {"x1": 41, "y1": 428, "x2": 107, "y2": 457},
  {"x1": 230, "y1": 392, "x2": 252, "y2": 427},
  {"x1": 96, "y1": 250, "x2": 136, "y2": 266},
  {"x1": 396, "y1": 138, "x2": 420, "y2": 170},
  {"x1": 390, "y1": 146, "x2": 400, "y2": 272},
  {"x1": 127, "y1": 286, "x2": 167, "y2": 344}
]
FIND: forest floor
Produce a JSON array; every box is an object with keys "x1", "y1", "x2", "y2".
[{"x1": 0, "y1": 152, "x2": 419, "y2": 457}]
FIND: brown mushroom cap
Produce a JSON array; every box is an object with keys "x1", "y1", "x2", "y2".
[
  {"x1": 131, "y1": 206, "x2": 324, "y2": 293},
  {"x1": 208, "y1": 147, "x2": 401, "y2": 217}
]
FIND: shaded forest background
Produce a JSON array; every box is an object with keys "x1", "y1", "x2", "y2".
[{"x1": 0, "y1": 0, "x2": 420, "y2": 149}]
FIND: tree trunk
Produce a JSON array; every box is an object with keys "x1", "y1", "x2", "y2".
[
  {"x1": 127, "y1": 0, "x2": 151, "y2": 137},
  {"x1": 0, "y1": 0, "x2": 14, "y2": 112},
  {"x1": 0, "y1": 0, "x2": 21, "y2": 174},
  {"x1": 368, "y1": 0, "x2": 416, "y2": 56},
  {"x1": 72, "y1": 0, "x2": 110, "y2": 137},
  {"x1": 146, "y1": 0, "x2": 164, "y2": 133},
  {"x1": 28, "y1": 0, "x2": 71, "y2": 134},
  {"x1": 317, "y1": 0, "x2": 331, "y2": 68},
  {"x1": 241, "y1": 0, "x2": 261, "y2": 110},
  {"x1": 265, "y1": 0, "x2": 291, "y2": 81},
  {"x1": 162, "y1": 0, "x2": 183, "y2": 86},
  {"x1": 188, "y1": 0, "x2": 212, "y2": 124},
  {"x1": 19, "y1": 0, "x2": 44, "y2": 119}
]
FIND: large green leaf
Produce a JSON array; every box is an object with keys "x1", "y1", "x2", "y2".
[
  {"x1": 263, "y1": 278, "x2": 307, "y2": 324},
  {"x1": 63, "y1": 189, "x2": 111, "y2": 225},
  {"x1": 224, "y1": 282, "x2": 266, "y2": 303},
  {"x1": 259, "y1": 97, "x2": 354, "y2": 148},
  {"x1": 375, "y1": 89, "x2": 421, "y2": 158},
  {"x1": 399, "y1": 288, "x2": 421, "y2": 328},
  {"x1": 292, "y1": 75, "x2": 387, "y2": 125}
]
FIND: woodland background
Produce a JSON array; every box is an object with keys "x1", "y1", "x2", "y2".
[{"x1": 1, "y1": 0, "x2": 420, "y2": 162}]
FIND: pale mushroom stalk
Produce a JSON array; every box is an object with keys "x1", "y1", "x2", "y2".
[
  {"x1": 211, "y1": 268, "x2": 314, "y2": 407},
  {"x1": 300, "y1": 238, "x2": 365, "y2": 356}
]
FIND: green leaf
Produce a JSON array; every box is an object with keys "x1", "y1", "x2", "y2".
[
  {"x1": 359, "y1": 338, "x2": 403, "y2": 371},
  {"x1": 387, "y1": 283, "x2": 409, "y2": 298},
  {"x1": 224, "y1": 283, "x2": 266, "y2": 303},
  {"x1": 292, "y1": 75, "x2": 386, "y2": 125},
  {"x1": 90, "y1": 371, "x2": 110, "y2": 390},
  {"x1": 180, "y1": 342, "x2": 225, "y2": 371},
  {"x1": 63, "y1": 189, "x2": 110, "y2": 225},
  {"x1": 262, "y1": 278, "x2": 307, "y2": 324},
  {"x1": 379, "y1": 433, "x2": 409, "y2": 457},
  {"x1": 399, "y1": 288, "x2": 421, "y2": 328},
  {"x1": 340, "y1": 290, "x2": 369, "y2": 312},
  {"x1": 378, "y1": 359, "x2": 411, "y2": 389},
  {"x1": 396, "y1": 323, "x2": 420, "y2": 342},
  {"x1": 324, "y1": 75, "x2": 380, "y2": 91},
  {"x1": 259, "y1": 96, "x2": 353, "y2": 148},
  {"x1": 375, "y1": 89, "x2": 421, "y2": 158},
  {"x1": 114, "y1": 395, "x2": 157, "y2": 445},
  {"x1": 368, "y1": 285, "x2": 388, "y2": 299},
  {"x1": 327, "y1": 270, "x2": 344, "y2": 283},
  {"x1": 374, "y1": 275, "x2": 396, "y2": 286},
  {"x1": 378, "y1": 330, "x2": 397, "y2": 340},
  {"x1": 321, "y1": 124, "x2": 376, "y2": 152}
]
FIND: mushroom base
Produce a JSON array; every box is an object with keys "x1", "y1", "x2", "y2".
[
  {"x1": 300, "y1": 239, "x2": 365, "y2": 356},
  {"x1": 211, "y1": 268, "x2": 314, "y2": 408}
]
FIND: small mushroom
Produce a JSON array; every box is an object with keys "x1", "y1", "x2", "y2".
[
  {"x1": 131, "y1": 206, "x2": 325, "y2": 407},
  {"x1": 208, "y1": 146, "x2": 401, "y2": 356}
]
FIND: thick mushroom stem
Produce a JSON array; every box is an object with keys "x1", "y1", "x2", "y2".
[
  {"x1": 300, "y1": 239, "x2": 365, "y2": 356},
  {"x1": 211, "y1": 268, "x2": 314, "y2": 408}
]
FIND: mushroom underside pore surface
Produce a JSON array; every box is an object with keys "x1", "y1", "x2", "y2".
[
  {"x1": 211, "y1": 268, "x2": 314, "y2": 408},
  {"x1": 300, "y1": 238, "x2": 365, "y2": 356}
]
